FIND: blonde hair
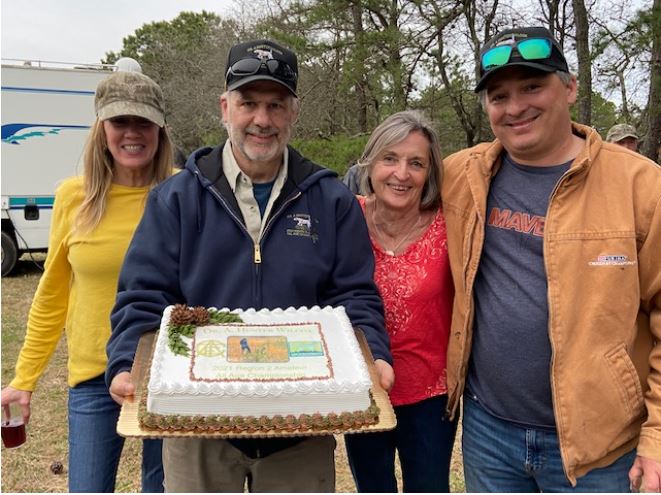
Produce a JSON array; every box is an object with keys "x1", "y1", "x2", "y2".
[
  {"x1": 357, "y1": 110, "x2": 443, "y2": 211},
  {"x1": 75, "y1": 119, "x2": 174, "y2": 233}
]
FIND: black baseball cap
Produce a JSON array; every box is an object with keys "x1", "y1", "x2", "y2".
[
  {"x1": 225, "y1": 39, "x2": 298, "y2": 96},
  {"x1": 475, "y1": 26, "x2": 569, "y2": 92}
]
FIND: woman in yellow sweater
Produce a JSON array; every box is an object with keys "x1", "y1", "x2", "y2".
[{"x1": 1, "y1": 70, "x2": 173, "y2": 492}]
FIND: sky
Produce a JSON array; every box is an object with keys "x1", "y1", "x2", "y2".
[{"x1": 1, "y1": 0, "x2": 233, "y2": 64}]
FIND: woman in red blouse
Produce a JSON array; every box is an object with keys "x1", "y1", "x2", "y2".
[{"x1": 345, "y1": 110, "x2": 457, "y2": 492}]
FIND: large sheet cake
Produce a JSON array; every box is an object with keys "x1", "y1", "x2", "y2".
[{"x1": 139, "y1": 305, "x2": 379, "y2": 433}]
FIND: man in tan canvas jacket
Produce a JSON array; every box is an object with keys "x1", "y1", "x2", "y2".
[{"x1": 442, "y1": 26, "x2": 661, "y2": 492}]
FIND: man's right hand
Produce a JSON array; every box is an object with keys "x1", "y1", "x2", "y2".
[
  {"x1": 1, "y1": 386, "x2": 32, "y2": 424},
  {"x1": 109, "y1": 371, "x2": 135, "y2": 405}
]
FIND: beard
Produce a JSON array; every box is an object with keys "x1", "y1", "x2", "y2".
[{"x1": 227, "y1": 123, "x2": 292, "y2": 165}]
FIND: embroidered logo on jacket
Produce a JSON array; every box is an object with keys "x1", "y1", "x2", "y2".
[
  {"x1": 588, "y1": 255, "x2": 636, "y2": 266},
  {"x1": 286, "y1": 213, "x2": 318, "y2": 243}
]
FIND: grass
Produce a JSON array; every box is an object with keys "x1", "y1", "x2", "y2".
[{"x1": 1, "y1": 256, "x2": 465, "y2": 492}]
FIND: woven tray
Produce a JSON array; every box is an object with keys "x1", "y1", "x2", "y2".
[{"x1": 117, "y1": 330, "x2": 396, "y2": 438}]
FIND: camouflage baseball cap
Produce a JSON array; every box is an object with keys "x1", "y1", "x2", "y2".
[
  {"x1": 95, "y1": 71, "x2": 165, "y2": 127},
  {"x1": 606, "y1": 124, "x2": 638, "y2": 143}
]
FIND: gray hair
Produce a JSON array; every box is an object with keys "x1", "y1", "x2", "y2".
[
  {"x1": 478, "y1": 70, "x2": 574, "y2": 108},
  {"x1": 357, "y1": 110, "x2": 443, "y2": 211}
]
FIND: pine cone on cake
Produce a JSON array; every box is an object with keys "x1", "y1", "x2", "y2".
[
  {"x1": 311, "y1": 413, "x2": 324, "y2": 428},
  {"x1": 283, "y1": 415, "x2": 297, "y2": 431},
  {"x1": 170, "y1": 304, "x2": 195, "y2": 326},
  {"x1": 271, "y1": 415, "x2": 285, "y2": 429},
  {"x1": 245, "y1": 416, "x2": 259, "y2": 432},
  {"x1": 353, "y1": 411, "x2": 366, "y2": 426},
  {"x1": 258, "y1": 415, "x2": 271, "y2": 429},
  {"x1": 327, "y1": 413, "x2": 342, "y2": 428},
  {"x1": 190, "y1": 306, "x2": 210, "y2": 326},
  {"x1": 340, "y1": 412, "x2": 354, "y2": 427}
]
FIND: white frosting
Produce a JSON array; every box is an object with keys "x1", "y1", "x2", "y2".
[{"x1": 147, "y1": 306, "x2": 373, "y2": 416}]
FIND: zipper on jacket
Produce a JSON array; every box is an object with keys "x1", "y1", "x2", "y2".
[
  {"x1": 252, "y1": 191, "x2": 302, "y2": 306},
  {"x1": 202, "y1": 174, "x2": 262, "y2": 304},
  {"x1": 199, "y1": 165, "x2": 305, "y2": 307},
  {"x1": 254, "y1": 244, "x2": 262, "y2": 264}
]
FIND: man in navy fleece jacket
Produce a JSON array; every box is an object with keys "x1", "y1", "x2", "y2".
[{"x1": 105, "y1": 39, "x2": 392, "y2": 492}]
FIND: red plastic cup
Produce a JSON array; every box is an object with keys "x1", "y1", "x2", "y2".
[{"x1": 1, "y1": 404, "x2": 26, "y2": 448}]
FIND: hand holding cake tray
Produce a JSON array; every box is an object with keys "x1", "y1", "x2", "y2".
[{"x1": 117, "y1": 305, "x2": 396, "y2": 438}]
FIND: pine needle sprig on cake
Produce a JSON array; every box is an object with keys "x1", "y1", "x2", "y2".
[{"x1": 208, "y1": 308, "x2": 243, "y2": 324}]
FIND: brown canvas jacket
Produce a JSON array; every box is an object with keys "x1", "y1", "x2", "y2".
[{"x1": 442, "y1": 123, "x2": 661, "y2": 485}]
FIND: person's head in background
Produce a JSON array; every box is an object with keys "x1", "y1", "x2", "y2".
[
  {"x1": 79, "y1": 70, "x2": 173, "y2": 231},
  {"x1": 606, "y1": 124, "x2": 639, "y2": 152},
  {"x1": 174, "y1": 147, "x2": 187, "y2": 169},
  {"x1": 475, "y1": 26, "x2": 583, "y2": 166}
]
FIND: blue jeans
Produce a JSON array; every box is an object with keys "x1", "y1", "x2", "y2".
[
  {"x1": 462, "y1": 394, "x2": 635, "y2": 492},
  {"x1": 345, "y1": 395, "x2": 457, "y2": 492},
  {"x1": 68, "y1": 375, "x2": 164, "y2": 492}
]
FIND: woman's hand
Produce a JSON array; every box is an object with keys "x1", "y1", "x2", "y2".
[
  {"x1": 374, "y1": 359, "x2": 395, "y2": 392},
  {"x1": 109, "y1": 371, "x2": 135, "y2": 405},
  {"x1": 1, "y1": 386, "x2": 32, "y2": 424}
]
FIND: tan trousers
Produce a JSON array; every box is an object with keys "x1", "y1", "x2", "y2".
[{"x1": 163, "y1": 435, "x2": 336, "y2": 492}]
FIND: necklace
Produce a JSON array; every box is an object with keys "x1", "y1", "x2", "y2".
[{"x1": 371, "y1": 202, "x2": 421, "y2": 256}]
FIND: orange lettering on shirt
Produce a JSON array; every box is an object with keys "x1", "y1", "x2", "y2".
[{"x1": 488, "y1": 208, "x2": 545, "y2": 237}]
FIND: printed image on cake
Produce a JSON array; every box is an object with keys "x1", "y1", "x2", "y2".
[{"x1": 139, "y1": 305, "x2": 379, "y2": 433}]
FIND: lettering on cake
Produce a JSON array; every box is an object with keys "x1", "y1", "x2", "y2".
[{"x1": 189, "y1": 322, "x2": 334, "y2": 382}]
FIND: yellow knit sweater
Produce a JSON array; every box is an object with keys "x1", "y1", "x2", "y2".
[{"x1": 10, "y1": 177, "x2": 149, "y2": 390}]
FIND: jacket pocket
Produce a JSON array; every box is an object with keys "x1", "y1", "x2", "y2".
[{"x1": 604, "y1": 343, "x2": 645, "y2": 422}]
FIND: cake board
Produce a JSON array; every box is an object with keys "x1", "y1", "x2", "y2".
[{"x1": 118, "y1": 330, "x2": 396, "y2": 439}]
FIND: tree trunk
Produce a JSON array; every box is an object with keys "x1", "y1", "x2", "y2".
[
  {"x1": 387, "y1": 0, "x2": 406, "y2": 111},
  {"x1": 617, "y1": 71, "x2": 630, "y2": 122},
  {"x1": 572, "y1": 0, "x2": 591, "y2": 125},
  {"x1": 642, "y1": 0, "x2": 661, "y2": 162},
  {"x1": 351, "y1": 2, "x2": 369, "y2": 133}
]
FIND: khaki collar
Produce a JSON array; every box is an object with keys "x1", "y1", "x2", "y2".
[{"x1": 222, "y1": 142, "x2": 289, "y2": 191}]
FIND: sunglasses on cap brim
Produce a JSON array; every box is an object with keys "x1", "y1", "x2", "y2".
[
  {"x1": 481, "y1": 38, "x2": 553, "y2": 70},
  {"x1": 226, "y1": 58, "x2": 297, "y2": 83}
]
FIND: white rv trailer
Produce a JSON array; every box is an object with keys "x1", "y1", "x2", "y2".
[{"x1": 1, "y1": 59, "x2": 138, "y2": 276}]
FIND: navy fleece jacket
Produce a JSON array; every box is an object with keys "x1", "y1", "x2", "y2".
[{"x1": 106, "y1": 143, "x2": 391, "y2": 385}]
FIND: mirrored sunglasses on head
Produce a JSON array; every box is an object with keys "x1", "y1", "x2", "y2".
[
  {"x1": 226, "y1": 57, "x2": 297, "y2": 83},
  {"x1": 481, "y1": 38, "x2": 552, "y2": 70}
]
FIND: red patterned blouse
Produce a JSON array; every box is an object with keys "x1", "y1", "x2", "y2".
[{"x1": 359, "y1": 197, "x2": 454, "y2": 406}]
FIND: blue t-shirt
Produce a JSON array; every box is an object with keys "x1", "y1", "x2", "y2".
[
  {"x1": 467, "y1": 153, "x2": 571, "y2": 429},
  {"x1": 252, "y1": 180, "x2": 275, "y2": 218}
]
